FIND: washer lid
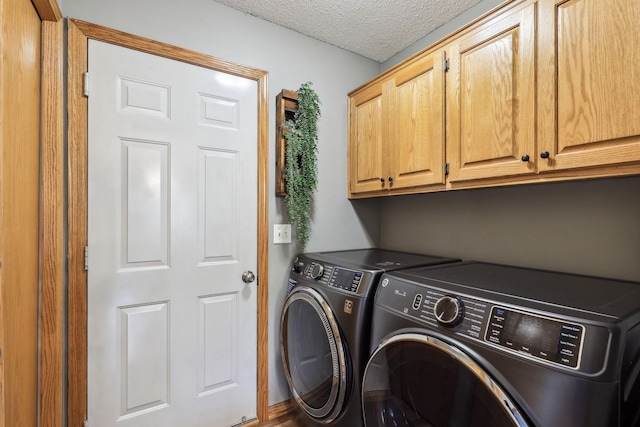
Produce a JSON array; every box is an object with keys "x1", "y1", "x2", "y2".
[
  {"x1": 310, "y1": 248, "x2": 458, "y2": 273},
  {"x1": 393, "y1": 262, "x2": 640, "y2": 319}
]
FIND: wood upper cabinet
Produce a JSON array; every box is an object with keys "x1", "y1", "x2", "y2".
[
  {"x1": 447, "y1": 1, "x2": 536, "y2": 183},
  {"x1": 388, "y1": 52, "x2": 446, "y2": 189},
  {"x1": 349, "y1": 82, "x2": 386, "y2": 194},
  {"x1": 348, "y1": 0, "x2": 640, "y2": 198},
  {"x1": 348, "y1": 51, "x2": 446, "y2": 196},
  {"x1": 538, "y1": 0, "x2": 640, "y2": 172}
]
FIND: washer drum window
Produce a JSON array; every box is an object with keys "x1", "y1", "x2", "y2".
[
  {"x1": 280, "y1": 286, "x2": 350, "y2": 423},
  {"x1": 362, "y1": 333, "x2": 528, "y2": 427}
]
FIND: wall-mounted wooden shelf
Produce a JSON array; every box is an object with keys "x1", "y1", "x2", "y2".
[{"x1": 275, "y1": 89, "x2": 298, "y2": 197}]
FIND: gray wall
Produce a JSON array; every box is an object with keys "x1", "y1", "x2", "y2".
[
  {"x1": 60, "y1": 0, "x2": 382, "y2": 405},
  {"x1": 380, "y1": 176, "x2": 640, "y2": 282}
]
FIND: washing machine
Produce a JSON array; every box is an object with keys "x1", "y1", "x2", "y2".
[
  {"x1": 362, "y1": 262, "x2": 640, "y2": 427},
  {"x1": 280, "y1": 249, "x2": 459, "y2": 427}
]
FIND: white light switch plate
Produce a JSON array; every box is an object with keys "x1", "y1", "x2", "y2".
[{"x1": 274, "y1": 224, "x2": 292, "y2": 244}]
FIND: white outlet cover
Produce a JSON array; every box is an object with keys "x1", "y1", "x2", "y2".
[{"x1": 274, "y1": 224, "x2": 292, "y2": 244}]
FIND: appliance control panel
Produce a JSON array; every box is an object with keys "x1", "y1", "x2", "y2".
[
  {"x1": 291, "y1": 257, "x2": 365, "y2": 293},
  {"x1": 377, "y1": 277, "x2": 587, "y2": 370},
  {"x1": 485, "y1": 306, "x2": 584, "y2": 369}
]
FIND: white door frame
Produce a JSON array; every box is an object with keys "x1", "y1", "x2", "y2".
[{"x1": 66, "y1": 19, "x2": 270, "y2": 427}]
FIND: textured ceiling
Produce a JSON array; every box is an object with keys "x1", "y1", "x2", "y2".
[{"x1": 212, "y1": 0, "x2": 484, "y2": 63}]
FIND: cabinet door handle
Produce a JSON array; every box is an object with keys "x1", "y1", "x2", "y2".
[
  {"x1": 380, "y1": 177, "x2": 385, "y2": 183},
  {"x1": 521, "y1": 154, "x2": 530, "y2": 162},
  {"x1": 540, "y1": 151, "x2": 550, "y2": 159},
  {"x1": 388, "y1": 176, "x2": 393, "y2": 182}
]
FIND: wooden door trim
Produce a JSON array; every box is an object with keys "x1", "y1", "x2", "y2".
[
  {"x1": 66, "y1": 19, "x2": 270, "y2": 426},
  {"x1": 33, "y1": 0, "x2": 62, "y2": 21},
  {"x1": 40, "y1": 17, "x2": 65, "y2": 427}
]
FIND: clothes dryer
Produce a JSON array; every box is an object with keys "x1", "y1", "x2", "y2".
[
  {"x1": 363, "y1": 262, "x2": 640, "y2": 427},
  {"x1": 280, "y1": 249, "x2": 459, "y2": 427}
]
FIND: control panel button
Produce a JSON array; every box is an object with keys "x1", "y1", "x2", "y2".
[
  {"x1": 557, "y1": 324, "x2": 583, "y2": 367},
  {"x1": 412, "y1": 294, "x2": 423, "y2": 310},
  {"x1": 351, "y1": 272, "x2": 363, "y2": 292}
]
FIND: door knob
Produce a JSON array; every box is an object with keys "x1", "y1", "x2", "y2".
[{"x1": 242, "y1": 271, "x2": 256, "y2": 284}]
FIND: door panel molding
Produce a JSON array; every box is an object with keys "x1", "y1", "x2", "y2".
[{"x1": 66, "y1": 19, "x2": 270, "y2": 427}]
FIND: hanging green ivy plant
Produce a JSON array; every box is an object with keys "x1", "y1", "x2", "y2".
[{"x1": 285, "y1": 82, "x2": 321, "y2": 249}]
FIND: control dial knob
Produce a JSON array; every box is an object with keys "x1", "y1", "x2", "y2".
[
  {"x1": 310, "y1": 263, "x2": 325, "y2": 279},
  {"x1": 433, "y1": 296, "x2": 464, "y2": 327},
  {"x1": 292, "y1": 258, "x2": 304, "y2": 273}
]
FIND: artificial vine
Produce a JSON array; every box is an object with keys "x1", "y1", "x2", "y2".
[{"x1": 285, "y1": 82, "x2": 321, "y2": 249}]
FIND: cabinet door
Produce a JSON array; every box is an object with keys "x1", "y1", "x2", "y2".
[
  {"x1": 388, "y1": 51, "x2": 446, "y2": 189},
  {"x1": 348, "y1": 83, "x2": 387, "y2": 195},
  {"x1": 538, "y1": 0, "x2": 640, "y2": 172},
  {"x1": 447, "y1": 2, "x2": 536, "y2": 182}
]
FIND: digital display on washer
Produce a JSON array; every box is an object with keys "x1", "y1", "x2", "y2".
[
  {"x1": 329, "y1": 268, "x2": 363, "y2": 293},
  {"x1": 485, "y1": 306, "x2": 584, "y2": 368}
]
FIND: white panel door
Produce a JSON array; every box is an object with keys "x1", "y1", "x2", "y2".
[{"x1": 87, "y1": 40, "x2": 258, "y2": 427}]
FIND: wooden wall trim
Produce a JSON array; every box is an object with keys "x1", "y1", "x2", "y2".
[
  {"x1": 40, "y1": 19, "x2": 65, "y2": 427},
  {"x1": 32, "y1": 0, "x2": 62, "y2": 22},
  {"x1": 240, "y1": 400, "x2": 295, "y2": 427},
  {"x1": 66, "y1": 19, "x2": 270, "y2": 425},
  {"x1": 267, "y1": 399, "x2": 294, "y2": 420}
]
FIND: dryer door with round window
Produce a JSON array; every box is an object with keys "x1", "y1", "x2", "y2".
[
  {"x1": 280, "y1": 286, "x2": 350, "y2": 423},
  {"x1": 362, "y1": 333, "x2": 529, "y2": 427}
]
